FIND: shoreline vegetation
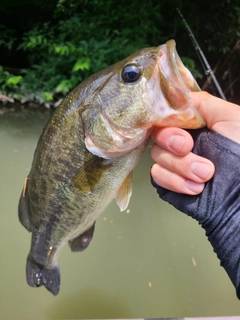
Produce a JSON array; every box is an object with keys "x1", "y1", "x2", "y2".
[{"x1": 0, "y1": 0, "x2": 239, "y2": 111}]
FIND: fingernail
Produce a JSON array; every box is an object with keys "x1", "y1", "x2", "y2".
[
  {"x1": 186, "y1": 180, "x2": 204, "y2": 193},
  {"x1": 168, "y1": 135, "x2": 185, "y2": 153},
  {"x1": 191, "y1": 162, "x2": 211, "y2": 179}
]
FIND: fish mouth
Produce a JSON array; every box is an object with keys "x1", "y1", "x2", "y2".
[
  {"x1": 161, "y1": 39, "x2": 200, "y2": 93},
  {"x1": 151, "y1": 39, "x2": 205, "y2": 128}
]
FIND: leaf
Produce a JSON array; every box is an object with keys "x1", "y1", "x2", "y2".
[
  {"x1": 55, "y1": 79, "x2": 73, "y2": 94},
  {"x1": 72, "y1": 57, "x2": 90, "y2": 72},
  {"x1": 54, "y1": 45, "x2": 70, "y2": 55},
  {"x1": 26, "y1": 36, "x2": 37, "y2": 48},
  {"x1": 181, "y1": 57, "x2": 203, "y2": 79},
  {"x1": 54, "y1": 46, "x2": 62, "y2": 54},
  {"x1": 6, "y1": 76, "x2": 22, "y2": 86},
  {"x1": 44, "y1": 92, "x2": 53, "y2": 101}
]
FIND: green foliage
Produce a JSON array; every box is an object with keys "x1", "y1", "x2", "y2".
[
  {"x1": 175, "y1": 0, "x2": 240, "y2": 55},
  {"x1": 44, "y1": 92, "x2": 53, "y2": 101},
  {"x1": 181, "y1": 57, "x2": 203, "y2": 79},
  {"x1": 0, "y1": 24, "x2": 16, "y2": 50},
  {"x1": 72, "y1": 58, "x2": 90, "y2": 72},
  {"x1": 0, "y1": 67, "x2": 22, "y2": 89},
  {"x1": 55, "y1": 80, "x2": 73, "y2": 94},
  {"x1": 0, "y1": 0, "x2": 239, "y2": 106},
  {"x1": 0, "y1": 0, "x2": 164, "y2": 104}
]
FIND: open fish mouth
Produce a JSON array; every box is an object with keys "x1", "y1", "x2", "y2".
[
  {"x1": 159, "y1": 39, "x2": 200, "y2": 93},
  {"x1": 147, "y1": 39, "x2": 206, "y2": 128}
]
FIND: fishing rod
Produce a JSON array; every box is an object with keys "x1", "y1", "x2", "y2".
[{"x1": 176, "y1": 8, "x2": 226, "y2": 100}]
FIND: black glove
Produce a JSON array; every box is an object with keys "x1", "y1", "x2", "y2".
[{"x1": 151, "y1": 128, "x2": 240, "y2": 299}]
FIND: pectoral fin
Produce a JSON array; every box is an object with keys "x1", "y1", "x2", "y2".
[
  {"x1": 69, "y1": 222, "x2": 96, "y2": 252},
  {"x1": 115, "y1": 172, "x2": 133, "y2": 212},
  {"x1": 73, "y1": 157, "x2": 112, "y2": 194}
]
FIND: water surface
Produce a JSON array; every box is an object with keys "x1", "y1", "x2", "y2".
[{"x1": 0, "y1": 110, "x2": 239, "y2": 319}]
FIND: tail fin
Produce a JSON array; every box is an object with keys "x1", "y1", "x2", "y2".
[{"x1": 26, "y1": 256, "x2": 60, "y2": 296}]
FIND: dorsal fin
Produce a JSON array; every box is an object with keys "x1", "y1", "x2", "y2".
[{"x1": 18, "y1": 178, "x2": 32, "y2": 232}]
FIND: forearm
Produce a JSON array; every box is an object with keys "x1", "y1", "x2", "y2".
[{"x1": 151, "y1": 128, "x2": 240, "y2": 298}]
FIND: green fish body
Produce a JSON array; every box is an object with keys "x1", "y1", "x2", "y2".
[{"x1": 18, "y1": 40, "x2": 205, "y2": 295}]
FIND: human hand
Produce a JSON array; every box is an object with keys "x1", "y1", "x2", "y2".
[{"x1": 151, "y1": 91, "x2": 240, "y2": 195}]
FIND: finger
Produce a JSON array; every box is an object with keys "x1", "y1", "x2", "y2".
[
  {"x1": 151, "y1": 163, "x2": 205, "y2": 195},
  {"x1": 190, "y1": 91, "x2": 240, "y2": 126},
  {"x1": 190, "y1": 92, "x2": 240, "y2": 142},
  {"x1": 151, "y1": 127, "x2": 193, "y2": 156},
  {"x1": 151, "y1": 144, "x2": 215, "y2": 183}
]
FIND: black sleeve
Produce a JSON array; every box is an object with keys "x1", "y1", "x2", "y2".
[{"x1": 151, "y1": 128, "x2": 240, "y2": 299}]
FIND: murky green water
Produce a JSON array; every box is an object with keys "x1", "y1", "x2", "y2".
[{"x1": 0, "y1": 110, "x2": 240, "y2": 319}]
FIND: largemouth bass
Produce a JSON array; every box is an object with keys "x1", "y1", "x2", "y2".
[{"x1": 18, "y1": 40, "x2": 205, "y2": 296}]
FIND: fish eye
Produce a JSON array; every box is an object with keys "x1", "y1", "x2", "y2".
[{"x1": 121, "y1": 64, "x2": 142, "y2": 83}]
